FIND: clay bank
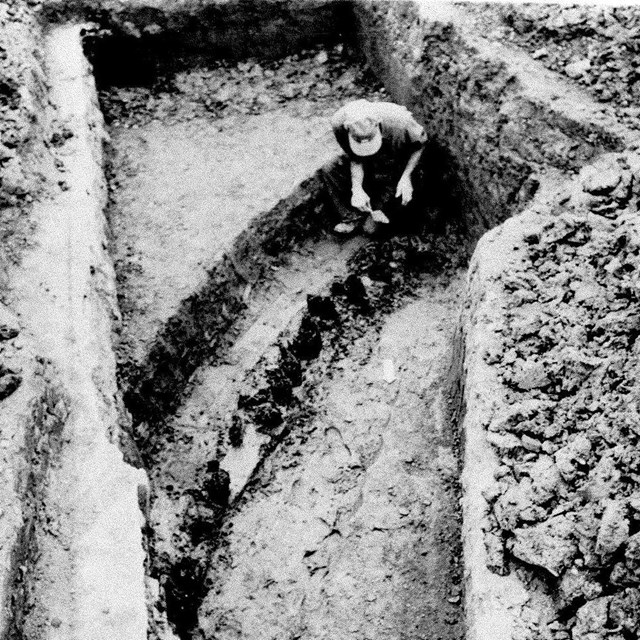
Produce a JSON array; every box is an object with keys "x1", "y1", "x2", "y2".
[{"x1": 0, "y1": 2, "x2": 639, "y2": 640}]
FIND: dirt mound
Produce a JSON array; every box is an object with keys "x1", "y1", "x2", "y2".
[
  {"x1": 491, "y1": 5, "x2": 640, "y2": 130},
  {"x1": 468, "y1": 153, "x2": 640, "y2": 640},
  {"x1": 0, "y1": 2, "x2": 49, "y2": 284}
]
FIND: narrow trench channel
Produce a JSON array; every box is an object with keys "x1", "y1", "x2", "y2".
[{"x1": 87, "y1": 24, "x2": 470, "y2": 640}]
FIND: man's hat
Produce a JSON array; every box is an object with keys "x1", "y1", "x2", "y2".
[{"x1": 343, "y1": 101, "x2": 382, "y2": 157}]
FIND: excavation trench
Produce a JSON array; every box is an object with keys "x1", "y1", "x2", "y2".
[
  {"x1": 76, "y1": 0, "x2": 631, "y2": 636},
  {"x1": 89, "y1": 17, "x2": 470, "y2": 640},
  {"x1": 2, "y1": 2, "x2": 639, "y2": 639}
]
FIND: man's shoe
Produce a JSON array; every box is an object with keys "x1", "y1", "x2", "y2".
[
  {"x1": 333, "y1": 222, "x2": 357, "y2": 235},
  {"x1": 370, "y1": 209, "x2": 390, "y2": 224}
]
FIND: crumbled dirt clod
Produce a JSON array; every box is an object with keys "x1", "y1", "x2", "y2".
[
  {"x1": 204, "y1": 461, "x2": 230, "y2": 508},
  {"x1": 291, "y1": 314, "x2": 322, "y2": 361},
  {"x1": 0, "y1": 372, "x2": 21, "y2": 400},
  {"x1": 572, "y1": 597, "x2": 611, "y2": 640},
  {"x1": 228, "y1": 413, "x2": 244, "y2": 448},
  {"x1": 343, "y1": 273, "x2": 370, "y2": 308},
  {"x1": 509, "y1": 515, "x2": 578, "y2": 577},
  {"x1": 0, "y1": 324, "x2": 19, "y2": 340},
  {"x1": 251, "y1": 403, "x2": 283, "y2": 432},
  {"x1": 306, "y1": 294, "x2": 338, "y2": 322},
  {"x1": 609, "y1": 588, "x2": 640, "y2": 635},
  {"x1": 595, "y1": 499, "x2": 629, "y2": 562}
]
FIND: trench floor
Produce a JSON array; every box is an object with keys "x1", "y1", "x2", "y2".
[
  {"x1": 104, "y1": 45, "x2": 383, "y2": 371},
  {"x1": 150, "y1": 235, "x2": 365, "y2": 564},
  {"x1": 103, "y1": 50, "x2": 462, "y2": 640},
  {"x1": 199, "y1": 278, "x2": 465, "y2": 640}
]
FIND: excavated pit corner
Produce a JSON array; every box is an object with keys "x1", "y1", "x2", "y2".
[{"x1": 1, "y1": 1, "x2": 639, "y2": 639}]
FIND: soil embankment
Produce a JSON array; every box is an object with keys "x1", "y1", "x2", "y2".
[
  {"x1": 465, "y1": 153, "x2": 640, "y2": 640},
  {"x1": 4, "y1": 24, "x2": 148, "y2": 640}
]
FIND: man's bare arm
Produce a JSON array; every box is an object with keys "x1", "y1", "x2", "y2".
[
  {"x1": 350, "y1": 161, "x2": 371, "y2": 211},
  {"x1": 396, "y1": 146, "x2": 424, "y2": 205},
  {"x1": 402, "y1": 147, "x2": 424, "y2": 181}
]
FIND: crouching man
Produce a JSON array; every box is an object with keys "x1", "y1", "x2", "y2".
[{"x1": 323, "y1": 99, "x2": 427, "y2": 235}]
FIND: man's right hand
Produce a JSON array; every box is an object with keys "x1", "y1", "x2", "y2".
[{"x1": 351, "y1": 188, "x2": 372, "y2": 212}]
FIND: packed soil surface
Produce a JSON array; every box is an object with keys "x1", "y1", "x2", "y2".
[
  {"x1": 199, "y1": 277, "x2": 465, "y2": 640},
  {"x1": 148, "y1": 235, "x2": 365, "y2": 578}
]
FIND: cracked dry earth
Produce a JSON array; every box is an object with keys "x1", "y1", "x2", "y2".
[{"x1": 200, "y1": 278, "x2": 464, "y2": 640}]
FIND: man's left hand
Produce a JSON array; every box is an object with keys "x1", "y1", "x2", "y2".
[{"x1": 395, "y1": 175, "x2": 413, "y2": 206}]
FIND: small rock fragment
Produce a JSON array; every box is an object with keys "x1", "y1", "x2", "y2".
[
  {"x1": 509, "y1": 515, "x2": 578, "y2": 577},
  {"x1": 382, "y1": 358, "x2": 396, "y2": 384},
  {"x1": 511, "y1": 359, "x2": 550, "y2": 390},
  {"x1": 0, "y1": 324, "x2": 19, "y2": 340},
  {"x1": 581, "y1": 165, "x2": 622, "y2": 195},
  {"x1": 554, "y1": 434, "x2": 591, "y2": 483},
  {"x1": 572, "y1": 597, "x2": 611, "y2": 640},
  {"x1": 0, "y1": 373, "x2": 21, "y2": 400},
  {"x1": 596, "y1": 499, "x2": 629, "y2": 561},
  {"x1": 565, "y1": 58, "x2": 591, "y2": 78}
]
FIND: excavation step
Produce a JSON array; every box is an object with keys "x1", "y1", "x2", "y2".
[
  {"x1": 198, "y1": 277, "x2": 465, "y2": 640},
  {"x1": 149, "y1": 236, "x2": 365, "y2": 565},
  {"x1": 108, "y1": 113, "x2": 338, "y2": 370}
]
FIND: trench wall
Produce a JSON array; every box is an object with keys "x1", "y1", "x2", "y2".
[
  {"x1": 1, "y1": 21, "x2": 149, "y2": 640},
  {"x1": 122, "y1": 174, "x2": 330, "y2": 440},
  {"x1": 0, "y1": 7, "x2": 60, "y2": 638},
  {"x1": 42, "y1": 0, "x2": 353, "y2": 86}
]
